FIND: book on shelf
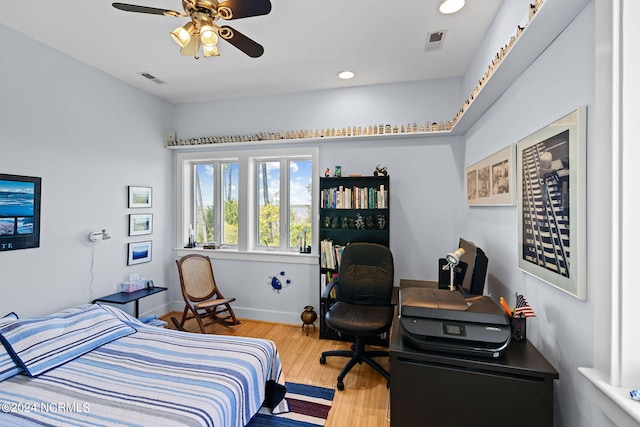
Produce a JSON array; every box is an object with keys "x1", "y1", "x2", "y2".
[
  {"x1": 320, "y1": 239, "x2": 334, "y2": 269},
  {"x1": 320, "y1": 271, "x2": 339, "y2": 299},
  {"x1": 321, "y1": 184, "x2": 388, "y2": 209},
  {"x1": 320, "y1": 239, "x2": 345, "y2": 270},
  {"x1": 335, "y1": 245, "x2": 344, "y2": 266}
]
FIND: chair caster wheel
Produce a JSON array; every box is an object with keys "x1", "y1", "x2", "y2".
[
  {"x1": 319, "y1": 356, "x2": 326, "y2": 364},
  {"x1": 337, "y1": 381, "x2": 344, "y2": 391}
]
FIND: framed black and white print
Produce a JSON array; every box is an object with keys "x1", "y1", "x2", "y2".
[
  {"x1": 129, "y1": 213, "x2": 153, "y2": 236},
  {"x1": 128, "y1": 186, "x2": 152, "y2": 208},
  {"x1": 127, "y1": 240, "x2": 152, "y2": 265},
  {"x1": 517, "y1": 106, "x2": 587, "y2": 299}
]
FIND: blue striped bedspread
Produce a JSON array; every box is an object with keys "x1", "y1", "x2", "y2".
[{"x1": 0, "y1": 323, "x2": 284, "y2": 426}]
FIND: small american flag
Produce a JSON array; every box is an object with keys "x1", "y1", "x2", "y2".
[{"x1": 514, "y1": 294, "x2": 536, "y2": 318}]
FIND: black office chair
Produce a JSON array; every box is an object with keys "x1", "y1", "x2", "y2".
[{"x1": 319, "y1": 242, "x2": 394, "y2": 390}]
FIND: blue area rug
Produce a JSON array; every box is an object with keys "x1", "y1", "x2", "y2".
[{"x1": 248, "y1": 382, "x2": 335, "y2": 426}]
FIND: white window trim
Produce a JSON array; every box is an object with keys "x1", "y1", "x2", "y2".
[
  {"x1": 175, "y1": 146, "x2": 319, "y2": 261},
  {"x1": 580, "y1": 1, "x2": 639, "y2": 425}
]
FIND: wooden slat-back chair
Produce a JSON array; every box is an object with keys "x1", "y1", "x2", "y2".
[{"x1": 171, "y1": 254, "x2": 240, "y2": 333}]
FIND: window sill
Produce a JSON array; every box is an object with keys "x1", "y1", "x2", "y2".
[
  {"x1": 174, "y1": 247, "x2": 318, "y2": 265},
  {"x1": 578, "y1": 367, "x2": 640, "y2": 427}
]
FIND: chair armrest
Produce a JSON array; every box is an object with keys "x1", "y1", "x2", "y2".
[
  {"x1": 322, "y1": 281, "x2": 337, "y2": 299},
  {"x1": 392, "y1": 286, "x2": 399, "y2": 306}
]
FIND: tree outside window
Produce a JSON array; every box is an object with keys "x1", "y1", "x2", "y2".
[
  {"x1": 194, "y1": 162, "x2": 238, "y2": 246},
  {"x1": 289, "y1": 160, "x2": 312, "y2": 250},
  {"x1": 257, "y1": 161, "x2": 280, "y2": 248},
  {"x1": 256, "y1": 158, "x2": 312, "y2": 250}
]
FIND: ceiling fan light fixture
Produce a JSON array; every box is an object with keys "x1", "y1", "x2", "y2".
[
  {"x1": 200, "y1": 25, "x2": 219, "y2": 47},
  {"x1": 171, "y1": 21, "x2": 195, "y2": 48},
  {"x1": 439, "y1": 0, "x2": 465, "y2": 14},
  {"x1": 203, "y1": 44, "x2": 220, "y2": 57},
  {"x1": 113, "y1": 0, "x2": 271, "y2": 60}
]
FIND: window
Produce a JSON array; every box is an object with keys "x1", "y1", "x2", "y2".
[
  {"x1": 289, "y1": 160, "x2": 313, "y2": 250},
  {"x1": 177, "y1": 147, "x2": 318, "y2": 255},
  {"x1": 256, "y1": 160, "x2": 280, "y2": 248},
  {"x1": 255, "y1": 158, "x2": 313, "y2": 250},
  {"x1": 221, "y1": 162, "x2": 239, "y2": 245},
  {"x1": 193, "y1": 162, "x2": 239, "y2": 247}
]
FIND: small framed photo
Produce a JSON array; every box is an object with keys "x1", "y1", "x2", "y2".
[
  {"x1": 466, "y1": 144, "x2": 516, "y2": 206},
  {"x1": 128, "y1": 186, "x2": 152, "y2": 208},
  {"x1": 129, "y1": 213, "x2": 153, "y2": 236},
  {"x1": 127, "y1": 240, "x2": 152, "y2": 265}
]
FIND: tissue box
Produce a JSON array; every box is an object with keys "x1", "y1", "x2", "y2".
[{"x1": 120, "y1": 279, "x2": 148, "y2": 293}]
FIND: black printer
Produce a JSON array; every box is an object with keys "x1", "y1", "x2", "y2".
[{"x1": 399, "y1": 287, "x2": 510, "y2": 358}]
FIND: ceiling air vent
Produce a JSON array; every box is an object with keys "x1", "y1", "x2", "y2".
[
  {"x1": 138, "y1": 71, "x2": 166, "y2": 84},
  {"x1": 424, "y1": 30, "x2": 446, "y2": 52}
]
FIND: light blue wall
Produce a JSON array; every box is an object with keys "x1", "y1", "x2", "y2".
[
  {"x1": 464, "y1": 2, "x2": 612, "y2": 426},
  {"x1": 170, "y1": 80, "x2": 468, "y2": 323},
  {"x1": 0, "y1": 25, "x2": 175, "y2": 318},
  {"x1": 174, "y1": 78, "x2": 463, "y2": 136}
]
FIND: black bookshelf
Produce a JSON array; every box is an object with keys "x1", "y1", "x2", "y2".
[{"x1": 319, "y1": 175, "x2": 390, "y2": 343}]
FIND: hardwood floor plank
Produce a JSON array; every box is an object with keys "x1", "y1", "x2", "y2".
[{"x1": 160, "y1": 313, "x2": 390, "y2": 427}]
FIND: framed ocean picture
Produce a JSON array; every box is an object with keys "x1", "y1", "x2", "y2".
[
  {"x1": 0, "y1": 173, "x2": 41, "y2": 252},
  {"x1": 129, "y1": 213, "x2": 153, "y2": 236},
  {"x1": 128, "y1": 186, "x2": 152, "y2": 208},
  {"x1": 127, "y1": 240, "x2": 152, "y2": 265}
]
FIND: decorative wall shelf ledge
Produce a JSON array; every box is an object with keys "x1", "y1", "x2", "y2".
[
  {"x1": 451, "y1": 0, "x2": 587, "y2": 135},
  {"x1": 165, "y1": 130, "x2": 452, "y2": 150},
  {"x1": 167, "y1": 0, "x2": 587, "y2": 150}
]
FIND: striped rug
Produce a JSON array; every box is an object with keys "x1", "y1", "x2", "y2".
[{"x1": 248, "y1": 382, "x2": 335, "y2": 426}]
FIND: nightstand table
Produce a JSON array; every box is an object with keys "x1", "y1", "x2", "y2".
[{"x1": 93, "y1": 287, "x2": 167, "y2": 318}]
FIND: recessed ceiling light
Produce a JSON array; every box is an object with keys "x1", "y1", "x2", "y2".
[
  {"x1": 338, "y1": 70, "x2": 355, "y2": 80},
  {"x1": 439, "y1": 0, "x2": 465, "y2": 14}
]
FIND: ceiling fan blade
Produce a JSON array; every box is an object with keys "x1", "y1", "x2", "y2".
[
  {"x1": 219, "y1": 25, "x2": 264, "y2": 58},
  {"x1": 112, "y1": 3, "x2": 185, "y2": 17},
  {"x1": 218, "y1": 0, "x2": 272, "y2": 19}
]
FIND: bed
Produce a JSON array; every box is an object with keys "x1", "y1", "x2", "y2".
[{"x1": 0, "y1": 304, "x2": 286, "y2": 427}]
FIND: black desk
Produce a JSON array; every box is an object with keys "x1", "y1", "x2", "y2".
[
  {"x1": 93, "y1": 287, "x2": 167, "y2": 318},
  {"x1": 389, "y1": 317, "x2": 558, "y2": 427}
]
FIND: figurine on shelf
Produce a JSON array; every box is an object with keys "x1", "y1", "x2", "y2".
[
  {"x1": 324, "y1": 167, "x2": 331, "y2": 177},
  {"x1": 374, "y1": 164, "x2": 388, "y2": 176}
]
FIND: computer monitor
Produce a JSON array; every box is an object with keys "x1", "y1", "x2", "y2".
[{"x1": 438, "y1": 238, "x2": 489, "y2": 296}]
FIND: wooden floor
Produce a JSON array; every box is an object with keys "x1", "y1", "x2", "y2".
[{"x1": 160, "y1": 312, "x2": 390, "y2": 427}]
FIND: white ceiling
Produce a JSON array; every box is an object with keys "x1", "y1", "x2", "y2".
[{"x1": 0, "y1": 0, "x2": 503, "y2": 104}]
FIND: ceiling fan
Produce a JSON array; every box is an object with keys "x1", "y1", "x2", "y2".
[{"x1": 112, "y1": 0, "x2": 271, "y2": 59}]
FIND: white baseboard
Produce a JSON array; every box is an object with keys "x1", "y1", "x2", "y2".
[
  {"x1": 234, "y1": 307, "x2": 304, "y2": 326},
  {"x1": 145, "y1": 300, "x2": 310, "y2": 327}
]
